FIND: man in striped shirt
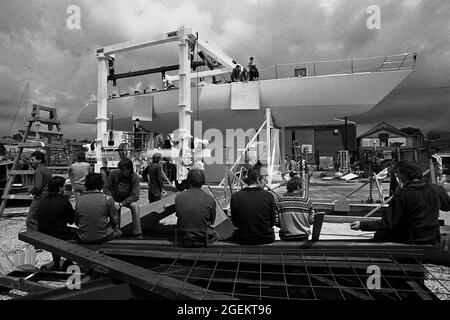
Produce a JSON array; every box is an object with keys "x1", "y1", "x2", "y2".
[{"x1": 276, "y1": 177, "x2": 315, "y2": 241}]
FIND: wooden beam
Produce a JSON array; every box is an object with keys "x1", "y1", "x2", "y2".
[
  {"x1": 99, "y1": 248, "x2": 393, "y2": 264},
  {"x1": 344, "y1": 181, "x2": 370, "y2": 199},
  {"x1": 97, "y1": 248, "x2": 427, "y2": 273},
  {"x1": 311, "y1": 213, "x2": 325, "y2": 241},
  {"x1": 10, "y1": 270, "x2": 85, "y2": 282},
  {"x1": 120, "y1": 194, "x2": 176, "y2": 235},
  {"x1": 0, "y1": 274, "x2": 54, "y2": 293},
  {"x1": 19, "y1": 231, "x2": 233, "y2": 300},
  {"x1": 323, "y1": 215, "x2": 381, "y2": 224},
  {"x1": 364, "y1": 196, "x2": 393, "y2": 217},
  {"x1": 205, "y1": 186, "x2": 236, "y2": 240},
  {"x1": 310, "y1": 274, "x2": 373, "y2": 300},
  {"x1": 18, "y1": 279, "x2": 135, "y2": 300},
  {"x1": 78, "y1": 238, "x2": 432, "y2": 253}
]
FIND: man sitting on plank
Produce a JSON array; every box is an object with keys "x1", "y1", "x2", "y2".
[
  {"x1": 75, "y1": 173, "x2": 122, "y2": 243},
  {"x1": 37, "y1": 176, "x2": 75, "y2": 270},
  {"x1": 104, "y1": 158, "x2": 142, "y2": 239},
  {"x1": 276, "y1": 177, "x2": 315, "y2": 241},
  {"x1": 230, "y1": 167, "x2": 277, "y2": 245},
  {"x1": 351, "y1": 160, "x2": 450, "y2": 245},
  {"x1": 175, "y1": 169, "x2": 219, "y2": 247}
]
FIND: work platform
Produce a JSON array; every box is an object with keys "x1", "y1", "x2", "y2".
[{"x1": 9, "y1": 230, "x2": 448, "y2": 301}]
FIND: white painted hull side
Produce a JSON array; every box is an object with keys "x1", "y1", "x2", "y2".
[{"x1": 78, "y1": 69, "x2": 413, "y2": 132}]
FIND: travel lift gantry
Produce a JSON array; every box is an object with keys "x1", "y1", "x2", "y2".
[{"x1": 94, "y1": 26, "x2": 239, "y2": 181}]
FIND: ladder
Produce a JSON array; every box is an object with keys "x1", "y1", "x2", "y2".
[{"x1": 0, "y1": 105, "x2": 67, "y2": 218}]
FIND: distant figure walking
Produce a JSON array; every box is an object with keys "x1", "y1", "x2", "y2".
[{"x1": 69, "y1": 152, "x2": 91, "y2": 201}]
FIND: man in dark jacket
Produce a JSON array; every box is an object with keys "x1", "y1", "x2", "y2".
[
  {"x1": 145, "y1": 153, "x2": 165, "y2": 203},
  {"x1": 351, "y1": 160, "x2": 450, "y2": 245},
  {"x1": 27, "y1": 151, "x2": 52, "y2": 230},
  {"x1": 37, "y1": 176, "x2": 75, "y2": 270},
  {"x1": 231, "y1": 65, "x2": 241, "y2": 82},
  {"x1": 104, "y1": 158, "x2": 142, "y2": 238},
  {"x1": 76, "y1": 173, "x2": 122, "y2": 243},
  {"x1": 175, "y1": 169, "x2": 218, "y2": 247},
  {"x1": 230, "y1": 167, "x2": 276, "y2": 245}
]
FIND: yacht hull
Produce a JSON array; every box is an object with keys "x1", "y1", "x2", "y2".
[{"x1": 78, "y1": 69, "x2": 414, "y2": 132}]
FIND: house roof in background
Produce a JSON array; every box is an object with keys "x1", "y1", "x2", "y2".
[{"x1": 358, "y1": 122, "x2": 410, "y2": 139}]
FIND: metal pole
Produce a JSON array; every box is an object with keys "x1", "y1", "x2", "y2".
[
  {"x1": 344, "y1": 116, "x2": 348, "y2": 151},
  {"x1": 177, "y1": 25, "x2": 191, "y2": 182},
  {"x1": 95, "y1": 55, "x2": 109, "y2": 173},
  {"x1": 266, "y1": 108, "x2": 272, "y2": 184},
  {"x1": 281, "y1": 127, "x2": 286, "y2": 172}
]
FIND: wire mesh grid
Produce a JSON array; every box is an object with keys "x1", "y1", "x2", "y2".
[{"x1": 114, "y1": 246, "x2": 449, "y2": 300}]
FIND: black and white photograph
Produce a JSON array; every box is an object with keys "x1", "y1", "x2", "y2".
[{"x1": 0, "y1": 0, "x2": 449, "y2": 309}]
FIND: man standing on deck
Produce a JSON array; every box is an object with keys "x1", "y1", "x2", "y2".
[
  {"x1": 26, "y1": 151, "x2": 52, "y2": 230},
  {"x1": 145, "y1": 153, "x2": 166, "y2": 203},
  {"x1": 133, "y1": 119, "x2": 148, "y2": 150},
  {"x1": 69, "y1": 152, "x2": 91, "y2": 201},
  {"x1": 350, "y1": 160, "x2": 450, "y2": 245},
  {"x1": 104, "y1": 158, "x2": 143, "y2": 239}
]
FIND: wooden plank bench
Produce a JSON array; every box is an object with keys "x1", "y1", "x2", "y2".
[{"x1": 19, "y1": 230, "x2": 233, "y2": 300}]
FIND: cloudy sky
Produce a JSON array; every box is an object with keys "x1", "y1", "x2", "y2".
[{"x1": 0, "y1": 0, "x2": 449, "y2": 139}]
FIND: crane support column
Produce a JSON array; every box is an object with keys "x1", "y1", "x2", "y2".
[
  {"x1": 177, "y1": 25, "x2": 192, "y2": 181},
  {"x1": 266, "y1": 108, "x2": 272, "y2": 184},
  {"x1": 95, "y1": 55, "x2": 109, "y2": 172}
]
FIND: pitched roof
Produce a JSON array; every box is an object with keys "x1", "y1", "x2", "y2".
[{"x1": 358, "y1": 122, "x2": 410, "y2": 139}]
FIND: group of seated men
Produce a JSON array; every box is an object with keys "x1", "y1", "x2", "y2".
[
  {"x1": 175, "y1": 159, "x2": 450, "y2": 248},
  {"x1": 175, "y1": 166, "x2": 316, "y2": 247},
  {"x1": 231, "y1": 57, "x2": 260, "y2": 83},
  {"x1": 26, "y1": 151, "x2": 142, "y2": 270},
  {"x1": 27, "y1": 149, "x2": 450, "y2": 268}
]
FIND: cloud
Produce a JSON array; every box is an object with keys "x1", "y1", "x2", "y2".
[{"x1": 0, "y1": 0, "x2": 449, "y2": 140}]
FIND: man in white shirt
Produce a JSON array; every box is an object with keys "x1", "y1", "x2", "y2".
[{"x1": 69, "y1": 152, "x2": 91, "y2": 201}]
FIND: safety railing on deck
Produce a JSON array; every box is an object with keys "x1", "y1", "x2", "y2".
[{"x1": 259, "y1": 53, "x2": 417, "y2": 80}]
